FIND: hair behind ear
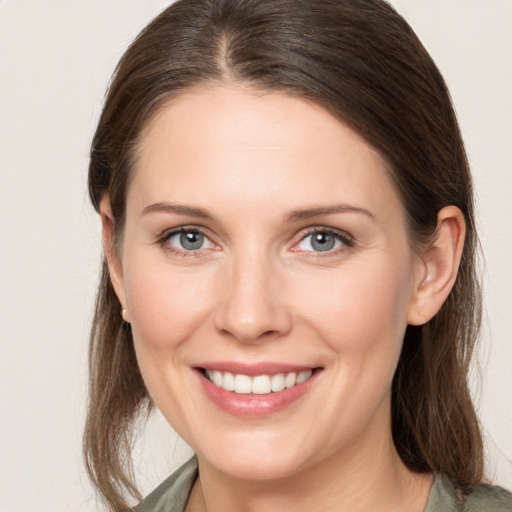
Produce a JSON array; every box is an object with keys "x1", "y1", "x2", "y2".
[
  {"x1": 83, "y1": 261, "x2": 152, "y2": 510},
  {"x1": 392, "y1": 206, "x2": 483, "y2": 488}
]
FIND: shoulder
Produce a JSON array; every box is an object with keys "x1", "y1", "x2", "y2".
[
  {"x1": 426, "y1": 474, "x2": 512, "y2": 512},
  {"x1": 463, "y1": 483, "x2": 512, "y2": 511},
  {"x1": 134, "y1": 457, "x2": 198, "y2": 512}
]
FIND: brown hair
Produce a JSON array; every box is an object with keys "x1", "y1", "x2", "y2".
[{"x1": 85, "y1": 0, "x2": 483, "y2": 509}]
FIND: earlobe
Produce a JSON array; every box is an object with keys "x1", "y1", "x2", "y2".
[
  {"x1": 99, "y1": 196, "x2": 128, "y2": 312},
  {"x1": 407, "y1": 206, "x2": 466, "y2": 326}
]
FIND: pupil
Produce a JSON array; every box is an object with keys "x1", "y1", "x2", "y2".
[
  {"x1": 312, "y1": 232, "x2": 335, "y2": 251},
  {"x1": 180, "y1": 231, "x2": 203, "y2": 250}
]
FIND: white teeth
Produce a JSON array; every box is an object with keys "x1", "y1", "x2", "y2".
[
  {"x1": 271, "y1": 373, "x2": 285, "y2": 392},
  {"x1": 223, "y1": 371, "x2": 235, "y2": 391},
  {"x1": 212, "y1": 370, "x2": 223, "y2": 387},
  {"x1": 252, "y1": 375, "x2": 271, "y2": 394},
  {"x1": 296, "y1": 370, "x2": 312, "y2": 384},
  {"x1": 285, "y1": 372, "x2": 296, "y2": 388},
  {"x1": 234, "y1": 374, "x2": 252, "y2": 394},
  {"x1": 205, "y1": 369, "x2": 314, "y2": 394}
]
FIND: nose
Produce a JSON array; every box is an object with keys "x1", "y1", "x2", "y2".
[{"x1": 213, "y1": 250, "x2": 293, "y2": 343}]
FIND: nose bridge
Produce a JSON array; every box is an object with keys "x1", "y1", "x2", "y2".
[{"x1": 214, "y1": 243, "x2": 292, "y2": 342}]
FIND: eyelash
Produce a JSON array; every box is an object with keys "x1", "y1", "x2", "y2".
[
  {"x1": 157, "y1": 227, "x2": 216, "y2": 258},
  {"x1": 157, "y1": 226, "x2": 355, "y2": 258},
  {"x1": 294, "y1": 227, "x2": 355, "y2": 257}
]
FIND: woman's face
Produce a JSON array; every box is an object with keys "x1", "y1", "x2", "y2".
[{"x1": 113, "y1": 85, "x2": 425, "y2": 480}]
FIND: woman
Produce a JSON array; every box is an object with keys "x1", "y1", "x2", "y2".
[{"x1": 84, "y1": 0, "x2": 512, "y2": 510}]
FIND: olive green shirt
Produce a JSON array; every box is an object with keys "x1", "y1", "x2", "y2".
[{"x1": 135, "y1": 457, "x2": 512, "y2": 511}]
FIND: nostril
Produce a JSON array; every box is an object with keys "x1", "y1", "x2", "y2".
[{"x1": 213, "y1": 301, "x2": 294, "y2": 344}]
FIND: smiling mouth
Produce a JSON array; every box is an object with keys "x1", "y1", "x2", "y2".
[{"x1": 202, "y1": 369, "x2": 317, "y2": 395}]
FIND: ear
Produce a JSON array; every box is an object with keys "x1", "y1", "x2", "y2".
[
  {"x1": 407, "y1": 206, "x2": 466, "y2": 326},
  {"x1": 99, "y1": 196, "x2": 129, "y2": 322}
]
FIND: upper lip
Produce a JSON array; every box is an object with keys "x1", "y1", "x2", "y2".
[{"x1": 195, "y1": 361, "x2": 319, "y2": 376}]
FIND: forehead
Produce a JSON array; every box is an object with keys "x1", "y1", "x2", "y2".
[{"x1": 129, "y1": 84, "x2": 404, "y2": 224}]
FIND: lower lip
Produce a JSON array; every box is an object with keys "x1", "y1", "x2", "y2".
[{"x1": 195, "y1": 369, "x2": 321, "y2": 417}]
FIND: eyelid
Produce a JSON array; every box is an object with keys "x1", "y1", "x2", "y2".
[
  {"x1": 157, "y1": 225, "x2": 219, "y2": 256},
  {"x1": 155, "y1": 224, "x2": 355, "y2": 258},
  {"x1": 291, "y1": 226, "x2": 355, "y2": 254}
]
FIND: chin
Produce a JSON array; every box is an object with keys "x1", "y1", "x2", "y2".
[
  {"x1": 194, "y1": 429, "x2": 317, "y2": 482},
  {"x1": 209, "y1": 452, "x2": 306, "y2": 482}
]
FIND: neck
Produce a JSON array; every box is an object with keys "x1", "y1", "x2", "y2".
[{"x1": 188, "y1": 414, "x2": 432, "y2": 512}]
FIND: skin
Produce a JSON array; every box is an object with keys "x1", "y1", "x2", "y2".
[{"x1": 102, "y1": 84, "x2": 465, "y2": 512}]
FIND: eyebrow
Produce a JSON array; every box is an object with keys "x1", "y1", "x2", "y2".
[
  {"x1": 141, "y1": 202, "x2": 215, "y2": 220},
  {"x1": 284, "y1": 204, "x2": 375, "y2": 223},
  {"x1": 141, "y1": 201, "x2": 375, "y2": 223}
]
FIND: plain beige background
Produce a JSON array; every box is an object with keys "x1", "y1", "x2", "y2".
[{"x1": 1, "y1": 1, "x2": 511, "y2": 510}]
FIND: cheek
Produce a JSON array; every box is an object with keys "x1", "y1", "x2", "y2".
[
  {"x1": 124, "y1": 254, "x2": 215, "y2": 352},
  {"x1": 294, "y1": 257, "x2": 413, "y2": 365},
  {"x1": 294, "y1": 258, "x2": 414, "y2": 436},
  {"x1": 122, "y1": 254, "x2": 216, "y2": 426}
]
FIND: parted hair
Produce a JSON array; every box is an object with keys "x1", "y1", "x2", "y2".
[{"x1": 85, "y1": 0, "x2": 483, "y2": 510}]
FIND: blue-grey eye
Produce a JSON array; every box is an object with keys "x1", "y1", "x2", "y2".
[
  {"x1": 167, "y1": 229, "x2": 213, "y2": 251},
  {"x1": 297, "y1": 231, "x2": 343, "y2": 252},
  {"x1": 180, "y1": 231, "x2": 204, "y2": 250}
]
